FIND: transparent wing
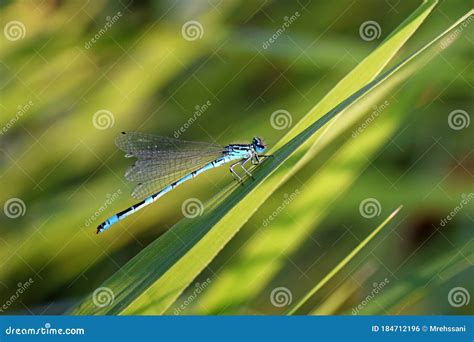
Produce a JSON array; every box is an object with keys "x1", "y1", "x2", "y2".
[
  {"x1": 131, "y1": 172, "x2": 188, "y2": 199},
  {"x1": 116, "y1": 132, "x2": 225, "y2": 199},
  {"x1": 129, "y1": 152, "x2": 222, "y2": 199},
  {"x1": 116, "y1": 132, "x2": 223, "y2": 159},
  {"x1": 125, "y1": 149, "x2": 224, "y2": 181}
]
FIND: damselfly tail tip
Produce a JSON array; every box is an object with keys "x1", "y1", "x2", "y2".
[{"x1": 96, "y1": 223, "x2": 105, "y2": 234}]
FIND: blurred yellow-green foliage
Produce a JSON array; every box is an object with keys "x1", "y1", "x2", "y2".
[{"x1": 0, "y1": 0, "x2": 472, "y2": 315}]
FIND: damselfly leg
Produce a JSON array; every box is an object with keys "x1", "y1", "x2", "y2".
[
  {"x1": 230, "y1": 161, "x2": 244, "y2": 184},
  {"x1": 252, "y1": 154, "x2": 273, "y2": 165},
  {"x1": 230, "y1": 154, "x2": 272, "y2": 184},
  {"x1": 240, "y1": 157, "x2": 254, "y2": 180}
]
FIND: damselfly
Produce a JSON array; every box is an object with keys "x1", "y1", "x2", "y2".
[{"x1": 96, "y1": 132, "x2": 270, "y2": 234}]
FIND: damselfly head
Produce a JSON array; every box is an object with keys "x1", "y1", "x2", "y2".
[{"x1": 252, "y1": 137, "x2": 266, "y2": 153}]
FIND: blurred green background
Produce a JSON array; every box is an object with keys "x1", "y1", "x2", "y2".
[{"x1": 0, "y1": 0, "x2": 472, "y2": 315}]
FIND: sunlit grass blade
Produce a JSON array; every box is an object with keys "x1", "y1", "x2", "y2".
[
  {"x1": 309, "y1": 263, "x2": 378, "y2": 315},
  {"x1": 287, "y1": 206, "x2": 403, "y2": 315}
]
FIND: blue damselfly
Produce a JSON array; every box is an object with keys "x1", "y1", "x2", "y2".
[{"x1": 96, "y1": 132, "x2": 270, "y2": 234}]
